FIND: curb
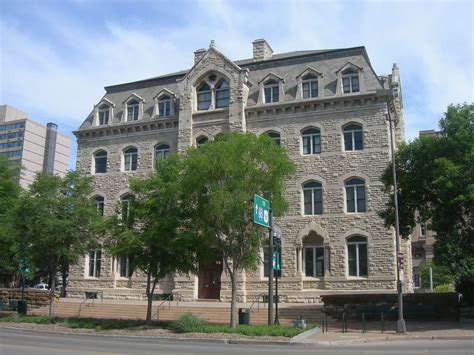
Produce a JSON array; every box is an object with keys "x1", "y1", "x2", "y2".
[{"x1": 308, "y1": 334, "x2": 474, "y2": 346}]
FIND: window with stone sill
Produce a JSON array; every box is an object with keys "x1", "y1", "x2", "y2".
[
  {"x1": 87, "y1": 249, "x2": 101, "y2": 278},
  {"x1": 98, "y1": 104, "x2": 110, "y2": 125},
  {"x1": 158, "y1": 95, "x2": 172, "y2": 117},
  {"x1": 342, "y1": 68, "x2": 360, "y2": 94},
  {"x1": 94, "y1": 195, "x2": 105, "y2": 216},
  {"x1": 347, "y1": 236, "x2": 368, "y2": 277},
  {"x1": 155, "y1": 144, "x2": 171, "y2": 161},
  {"x1": 343, "y1": 124, "x2": 363, "y2": 151},
  {"x1": 215, "y1": 80, "x2": 230, "y2": 108},
  {"x1": 118, "y1": 257, "x2": 133, "y2": 278},
  {"x1": 303, "y1": 181, "x2": 323, "y2": 215},
  {"x1": 264, "y1": 79, "x2": 279, "y2": 103},
  {"x1": 127, "y1": 99, "x2": 140, "y2": 121},
  {"x1": 94, "y1": 150, "x2": 107, "y2": 174},
  {"x1": 197, "y1": 82, "x2": 212, "y2": 111},
  {"x1": 302, "y1": 74, "x2": 318, "y2": 99},
  {"x1": 123, "y1": 147, "x2": 138, "y2": 171},
  {"x1": 345, "y1": 178, "x2": 366, "y2": 213},
  {"x1": 302, "y1": 128, "x2": 321, "y2": 155}
]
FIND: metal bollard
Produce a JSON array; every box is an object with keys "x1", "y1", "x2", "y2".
[
  {"x1": 342, "y1": 312, "x2": 346, "y2": 333},
  {"x1": 362, "y1": 313, "x2": 366, "y2": 333}
]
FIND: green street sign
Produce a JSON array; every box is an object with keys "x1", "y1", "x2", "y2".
[
  {"x1": 253, "y1": 194, "x2": 270, "y2": 228},
  {"x1": 272, "y1": 251, "x2": 281, "y2": 271}
]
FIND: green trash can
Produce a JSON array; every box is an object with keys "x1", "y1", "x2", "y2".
[
  {"x1": 17, "y1": 300, "x2": 27, "y2": 315},
  {"x1": 238, "y1": 308, "x2": 250, "y2": 325}
]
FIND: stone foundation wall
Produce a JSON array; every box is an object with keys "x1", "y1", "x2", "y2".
[{"x1": 0, "y1": 288, "x2": 59, "y2": 308}]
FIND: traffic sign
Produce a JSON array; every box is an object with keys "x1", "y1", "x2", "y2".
[{"x1": 254, "y1": 194, "x2": 270, "y2": 228}]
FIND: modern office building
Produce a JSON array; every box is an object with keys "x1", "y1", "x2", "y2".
[
  {"x1": 69, "y1": 39, "x2": 412, "y2": 302},
  {"x1": 0, "y1": 105, "x2": 71, "y2": 188}
]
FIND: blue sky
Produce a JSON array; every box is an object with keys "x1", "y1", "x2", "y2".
[{"x1": 1, "y1": 0, "x2": 473, "y2": 169}]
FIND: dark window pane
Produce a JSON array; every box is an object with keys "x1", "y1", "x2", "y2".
[
  {"x1": 273, "y1": 87, "x2": 279, "y2": 102},
  {"x1": 302, "y1": 82, "x2": 310, "y2": 98},
  {"x1": 95, "y1": 156, "x2": 107, "y2": 173},
  {"x1": 354, "y1": 131, "x2": 363, "y2": 150},
  {"x1": 314, "y1": 189, "x2": 323, "y2": 215},
  {"x1": 343, "y1": 77, "x2": 350, "y2": 93},
  {"x1": 264, "y1": 87, "x2": 272, "y2": 103},
  {"x1": 358, "y1": 244, "x2": 368, "y2": 276},
  {"x1": 316, "y1": 247, "x2": 324, "y2": 276},
  {"x1": 305, "y1": 248, "x2": 314, "y2": 277},
  {"x1": 357, "y1": 186, "x2": 366, "y2": 212},
  {"x1": 312, "y1": 134, "x2": 321, "y2": 153},
  {"x1": 348, "y1": 244, "x2": 357, "y2": 276},
  {"x1": 346, "y1": 186, "x2": 355, "y2": 212},
  {"x1": 302, "y1": 136, "x2": 311, "y2": 155},
  {"x1": 304, "y1": 190, "x2": 313, "y2": 215},
  {"x1": 352, "y1": 76, "x2": 360, "y2": 92},
  {"x1": 344, "y1": 132, "x2": 353, "y2": 150}
]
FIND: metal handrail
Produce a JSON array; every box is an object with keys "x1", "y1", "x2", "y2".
[
  {"x1": 155, "y1": 292, "x2": 182, "y2": 320},
  {"x1": 249, "y1": 293, "x2": 266, "y2": 312}
]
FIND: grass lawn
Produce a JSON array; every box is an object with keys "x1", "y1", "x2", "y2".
[{"x1": 0, "y1": 313, "x2": 315, "y2": 337}]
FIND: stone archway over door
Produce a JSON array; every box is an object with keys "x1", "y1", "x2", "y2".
[{"x1": 198, "y1": 259, "x2": 223, "y2": 299}]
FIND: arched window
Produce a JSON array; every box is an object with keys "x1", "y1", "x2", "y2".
[
  {"x1": 155, "y1": 144, "x2": 170, "y2": 161},
  {"x1": 197, "y1": 136, "x2": 208, "y2": 146},
  {"x1": 302, "y1": 74, "x2": 318, "y2": 98},
  {"x1": 121, "y1": 194, "x2": 134, "y2": 222},
  {"x1": 94, "y1": 195, "x2": 105, "y2": 216},
  {"x1": 265, "y1": 131, "x2": 281, "y2": 146},
  {"x1": 303, "y1": 181, "x2": 323, "y2": 215},
  {"x1": 347, "y1": 236, "x2": 368, "y2": 277},
  {"x1": 343, "y1": 124, "x2": 363, "y2": 151},
  {"x1": 127, "y1": 99, "x2": 140, "y2": 121},
  {"x1": 98, "y1": 104, "x2": 110, "y2": 125},
  {"x1": 123, "y1": 147, "x2": 138, "y2": 171},
  {"x1": 158, "y1": 95, "x2": 171, "y2": 117},
  {"x1": 342, "y1": 68, "x2": 360, "y2": 94},
  {"x1": 215, "y1": 80, "x2": 230, "y2": 108},
  {"x1": 303, "y1": 232, "x2": 324, "y2": 277},
  {"x1": 302, "y1": 128, "x2": 321, "y2": 155},
  {"x1": 345, "y1": 178, "x2": 366, "y2": 213},
  {"x1": 197, "y1": 83, "x2": 212, "y2": 111},
  {"x1": 264, "y1": 79, "x2": 279, "y2": 103},
  {"x1": 94, "y1": 150, "x2": 107, "y2": 174}
]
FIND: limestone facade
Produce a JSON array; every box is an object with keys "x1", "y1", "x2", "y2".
[{"x1": 70, "y1": 39, "x2": 412, "y2": 302}]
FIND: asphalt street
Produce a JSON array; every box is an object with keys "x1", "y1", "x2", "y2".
[{"x1": 0, "y1": 328, "x2": 473, "y2": 355}]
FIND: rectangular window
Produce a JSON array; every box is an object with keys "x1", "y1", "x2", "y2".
[
  {"x1": 356, "y1": 186, "x2": 366, "y2": 212},
  {"x1": 344, "y1": 132, "x2": 353, "y2": 150},
  {"x1": 98, "y1": 110, "x2": 109, "y2": 125},
  {"x1": 302, "y1": 135, "x2": 311, "y2": 155},
  {"x1": 358, "y1": 244, "x2": 368, "y2": 276},
  {"x1": 88, "y1": 250, "x2": 101, "y2": 278},
  {"x1": 197, "y1": 92, "x2": 211, "y2": 110},
  {"x1": 302, "y1": 82, "x2": 311, "y2": 99},
  {"x1": 346, "y1": 186, "x2": 355, "y2": 213},
  {"x1": 342, "y1": 77, "x2": 351, "y2": 94},
  {"x1": 347, "y1": 244, "x2": 357, "y2": 276},
  {"x1": 354, "y1": 131, "x2": 363, "y2": 150},
  {"x1": 128, "y1": 106, "x2": 139, "y2": 121},
  {"x1": 315, "y1": 247, "x2": 324, "y2": 276},
  {"x1": 312, "y1": 135, "x2": 321, "y2": 153},
  {"x1": 216, "y1": 89, "x2": 230, "y2": 108},
  {"x1": 351, "y1": 76, "x2": 360, "y2": 92},
  {"x1": 124, "y1": 154, "x2": 138, "y2": 171},
  {"x1": 304, "y1": 248, "x2": 314, "y2": 277},
  {"x1": 314, "y1": 189, "x2": 323, "y2": 215},
  {"x1": 119, "y1": 258, "x2": 132, "y2": 278},
  {"x1": 264, "y1": 86, "x2": 279, "y2": 103},
  {"x1": 159, "y1": 101, "x2": 171, "y2": 117},
  {"x1": 303, "y1": 190, "x2": 313, "y2": 215}
]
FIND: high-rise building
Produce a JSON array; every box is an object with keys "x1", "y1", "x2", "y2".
[{"x1": 0, "y1": 105, "x2": 71, "y2": 188}]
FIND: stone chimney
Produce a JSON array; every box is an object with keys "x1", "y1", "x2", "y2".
[
  {"x1": 194, "y1": 48, "x2": 206, "y2": 64},
  {"x1": 252, "y1": 38, "x2": 273, "y2": 61}
]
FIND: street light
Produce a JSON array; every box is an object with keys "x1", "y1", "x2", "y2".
[{"x1": 386, "y1": 102, "x2": 407, "y2": 334}]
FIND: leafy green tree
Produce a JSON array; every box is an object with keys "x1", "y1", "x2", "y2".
[
  {"x1": 0, "y1": 157, "x2": 21, "y2": 285},
  {"x1": 381, "y1": 103, "x2": 473, "y2": 286},
  {"x1": 181, "y1": 132, "x2": 294, "y2": 327},
  {"x1": 12, "y1": 171, "x2": 102, "y2": 317},
  {"x1": 419, "y1": 261, "x2": 454, "y2": 289},
  {"x1": 106, "y1": 154, "x2": 198, "y2": 323}
]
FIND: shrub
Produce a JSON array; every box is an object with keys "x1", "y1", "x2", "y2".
[
  {"x1": 173, "y1": 313, "x2": 206, "y2": 332},
  {"x1": 419, "y1": 261, "x2": 455, "y2": 289},
  {"x1": 434, "y1": 284, "x2": 454, "y2": 293}
]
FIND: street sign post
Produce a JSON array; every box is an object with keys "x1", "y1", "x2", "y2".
[{"x1": 253, "y1": 194, "x2": 270, "y2": 228}]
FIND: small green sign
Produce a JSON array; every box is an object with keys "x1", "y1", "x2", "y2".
[
  {"x1": 272, "y1": 252, "x2": 280, "y2": 271},
  {"x1": 253, "y1": 194, "x2": 270, "y2": 228}
]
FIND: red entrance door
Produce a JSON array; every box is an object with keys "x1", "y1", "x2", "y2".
[{"x1": 198, "y1": 260, "x2": 223, "y2": 299}]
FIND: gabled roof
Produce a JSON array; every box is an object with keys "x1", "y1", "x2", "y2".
[{"x1": 123, "y1": 93, "x2": 145, "y2": 104}]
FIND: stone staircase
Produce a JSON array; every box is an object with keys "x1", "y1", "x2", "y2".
[{"x1": 30, "y1": 300, "x2": 325, "y2": 326}]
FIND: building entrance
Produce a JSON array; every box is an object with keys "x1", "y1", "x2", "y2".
[{"x1": 198, "y1": 259, "x2": 222, "y2": 299}]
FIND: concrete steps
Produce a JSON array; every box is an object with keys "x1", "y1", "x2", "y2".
[{"x1": 31, "y1": 301, "x2": 325, "y2": 326}]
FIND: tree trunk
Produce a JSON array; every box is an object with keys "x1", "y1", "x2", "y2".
[
  {"x1": 224, "y1": 258, "x2": 238, "y2": 328},
  {"x1": 145, "y1": 273, "x2": 158, "y2": 324},
  {"x1": 61, "y1": 265, "x2": 68, "y2": 298},
  {"x1": 48, "y1": 273, "x2": 56, "y2": 319}
]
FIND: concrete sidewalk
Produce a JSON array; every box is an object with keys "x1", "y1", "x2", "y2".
[{"x1": 293, "y1": 320, "x2": 474, "y2": 345}]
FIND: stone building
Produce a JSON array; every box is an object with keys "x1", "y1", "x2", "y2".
[{"x1": 69, "y1": 39, "x2": 412, "y2": 302}]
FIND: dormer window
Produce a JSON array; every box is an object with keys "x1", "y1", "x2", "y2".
[
  {"x1": 197, "y1": 83, "x2": 212, "y2": 111},
  {"x1": 342, "y1": 69, "x2": 359, "y2": 94},
  {"x1": 302, "y1": 74, "x2": 318, "y2": 98},
  {"x1": 215, "y1": 80, "x2": 230, "y2": 108},
  {"x1": 127, "y1": 99, "x2": 139, "y2": 121},
  {"x1": 264, "y1": 79, "x2": 279, "y2": 103},
  {"x1": 158, "y1": 95, "x2": 171, "y2": 117},
  {"x1": 98, "y1": 105, "x2": 110, "y2": 125}
]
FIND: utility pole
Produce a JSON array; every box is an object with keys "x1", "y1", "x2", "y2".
[{"x1": 387, "y1": 104, "x2": 407, "y2": 334}]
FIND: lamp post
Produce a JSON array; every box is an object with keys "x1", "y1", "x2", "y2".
[{"x1": 387, "y1": 104, "x2": 407, "y2": 334}]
